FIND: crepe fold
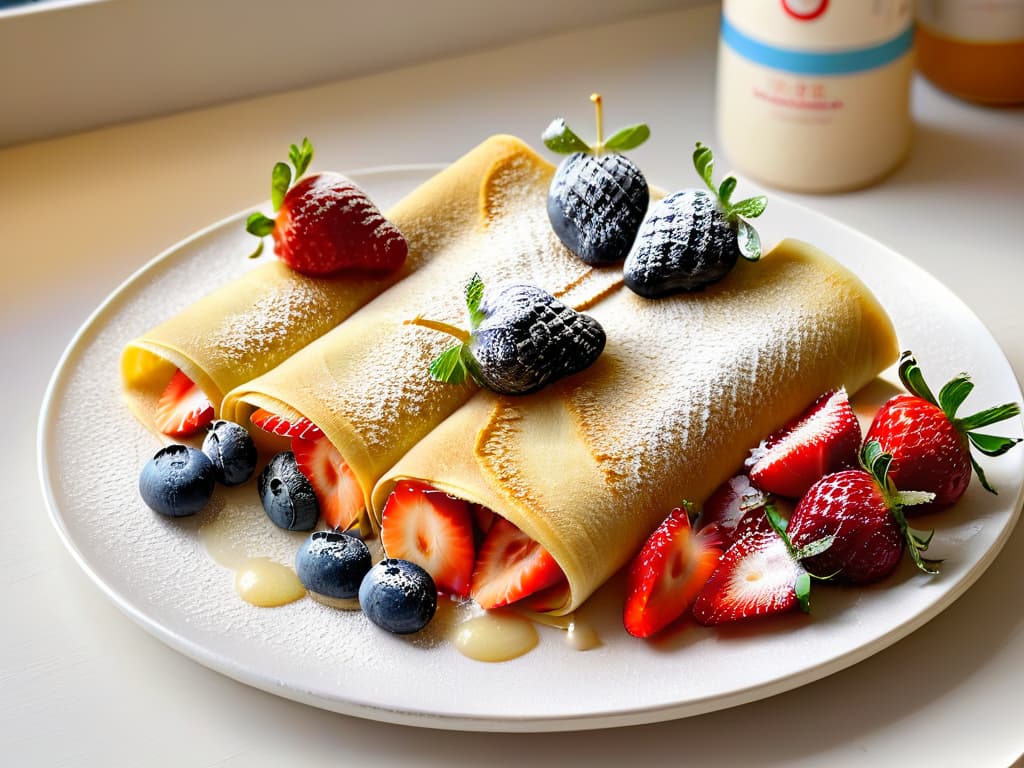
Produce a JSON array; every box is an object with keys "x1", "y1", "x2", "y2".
[
  {"x1": 219, "y1": 136, "x2": 622, "y2": 522},
  {"x1": 121, "y1": 135, "x2": 531, "y2": 434},
  {"x1": 373, "y1": 239, "x2": 899, "y2": 615}
]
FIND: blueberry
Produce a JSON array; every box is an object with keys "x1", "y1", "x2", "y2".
[
  {"x1": 295, "y1": 530, "x2": 372, "y2": 602},
  {"x1": 202, "y1": 420, "x2": 257, "y2": 486},
  {"x1": 258, "y1": 451, "x2": 318, "y2": 531},
  {"x1": 359, "y1": 558, "x2": 437, "y2": 634},
  {"x1": 139, "y1": 444, "x2": 216, "y2": 517}
]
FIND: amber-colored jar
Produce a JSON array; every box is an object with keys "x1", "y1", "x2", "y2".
[{"x1": 916, "y1": 0, "x2": 1024, "y2": 105}]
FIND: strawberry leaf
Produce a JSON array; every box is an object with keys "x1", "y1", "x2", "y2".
[
  {"x1": 895, "y1": 490, "x2": 936, "y2": 508},
  {"x1": 603, "y1": 123, "x2": 650, "y2": 152},
  {"x1": 795, "y1": 571, "x2": 812, "y2": 613},
  {"x1": 736, "y1": 219, "x2": 762, "y2": 262},
  {"x1": 957, "y1": 401, "x2": 1021, "y2": 432},
  {"x1": 542, "y1": 119, "x2": 591, "y2": 155},
  {"x1": 729, "y1": 195, "x2": 768, "y2": 219},
  {"x1": 795, "y1": 534, "x2": 835, "y2": 561},
  {"x1": 969, "y1": 453, "x2": 998, "y2": 494},
  {"x1": 937, "y1": 374, "x2": 973, "y2": 418},
  {"x1": 465, "y1": 273, "x2": 485, "y2": 329},
  {"x1": 429, "y1": 344, "x2": 469, "y2": 386},
  {"x1": 897, "y1": 352, "x2": 938, "y2": 405},
  {"x1": 889, "y1": 504, "x2": 941, "y2": 575},
  {"x1": 967, "y1": 431, "x2": 1022, "y2": 457},
  {"x1": 271, "y1": 162, "x2": 292, "y2": 212},
  {"x1": 289, "y1": 137, "x2": 314, "y2": 180},
  {"x1": 718, "y1": 176, "x2": 737, "y2": 207},
  {"x1": 245, "y1": 212, "x2": 275, "y2": 237}
]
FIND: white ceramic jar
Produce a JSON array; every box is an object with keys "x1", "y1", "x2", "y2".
[{"x1": 717, "y1": 0, "x2": 915, "y2": 193}]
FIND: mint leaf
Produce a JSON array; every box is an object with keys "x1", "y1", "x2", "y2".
[
  {"x1": 429, "y1": 344, "x2": 469, "y2": 385},
  {"x1": 718, "y1": 176, "x2": 737, "y2": 207},
  {"x1": 693, "y1": 143, "x2": 714, "y2": 191},
  {"x1": 736, "y1": 219, "x2": 762, "y2": 261},
  {"x1": 730, "y1": 195, "x2": 767, "y2": 219},
  {"x1": 465, "y1": 273, "x2": 485, "y2": 329},
  {"x1": 603, "y1": 123, "x2": 650, "y2": 152},
  {"x1": 289, "y1": 137, "x2": 314, "y2": 179},
  {"x1": 542, "y1": 119, "x2": 591, "y2": 155},
  {"x1": 245, "y1": 212, "x2": 275, "y2": 237},
  {"x1": 967, "y1": 431, "x2": 1022, "y2": 457},
  {"x1": 271, "y1": 162, "x2": 292, "y2": 212}
]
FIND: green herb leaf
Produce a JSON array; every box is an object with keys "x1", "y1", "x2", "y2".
[
  {"x1": 717, "y1": 176, "x2": 737, "y2": 207},
  {"x1": 693, "y1": 142, "x2": 714, "y2": 191},
  {"x1": 795, "y1": 571, "x2": 812, "y2": 613},
  {"x1": 603, "y1": 123, "x2": 650, "y2": 152},
  {"x1": 465, "y1": 273, "x2": 485, "y2": 329},
  {"x1": 967, "y1": 431, "x2": 1022, "y2": 457},
  {"x1": 937, "y1": 374, "x2": 973, "y2": 418},
  {"x1": 289, "y1": 137, "x2": 314, "y2": 179},
  {"x1": 542, "y1": 118, "x2": 591, "y2": 155},
  {"x1": 736, "y1": 219, "x2": 762, "y2": 261},
  {"x1": 245, "y1": 212, "x2": 276, "y2": 237},
  {"x1": 729, "y1": 195, "x2": 768, "y2": 219},
  {"x1": 897, "y1": 352, "x2": 938, "y2": 405},
  {"x1": 271, "y1": 162, "x2": 292, "y2": 212},
  {"x1": 957, "y1": 401, "x2": 1022, "y2": 432},
  {"x1": 429, "y1": 343, "x2": 469, "y2": 385}
]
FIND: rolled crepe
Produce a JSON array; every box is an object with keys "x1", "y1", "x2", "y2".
[
  {"x1": 121, "y1": 135, "x2": 530, "y2": 434},
  {"x1": 373, "y1": 239, "x2": 900, "y2": 615},
  {"x1": 220, "y1": 136, "x2": 622, "y2": 523}
]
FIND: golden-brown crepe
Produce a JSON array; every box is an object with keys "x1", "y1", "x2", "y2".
[
  {"x1": 372, "y1": 239, "x2": 899, "y2": 614},
  {"x1": 121, "y1": 135, "x2": 541, "y2": 435},
  {"x1": 219, "y1": 136, "x2": 622, "y2": 524}
]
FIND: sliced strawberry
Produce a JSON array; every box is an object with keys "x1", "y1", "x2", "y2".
[
  {"x1": 154, "y1": 369, "x2": 214, "y2": 437},
  {"x1": 624, "y1": 506, "x2": 723, "y2": 638},
  {"x1": 696, "y1": 474, "x2": 771, "y2": 550},
  {"x1": 381, "y1": 481, "x2": 475, "y2": 597},
  {"x1": 746, "y1": 388, "x2": 861, "y2": 498},
  {"x1": 292, "y1": 432, "x2": 363, "y2": 531},
  {"x1": 250, "y1": 408, "x2": 324, "y2": 441},
  {"x1": 691, "y1": 530, "x2": 809, "y2": 626},
  {"x1": 470, "y1": 516, "x2": 564, "y2": 610}
]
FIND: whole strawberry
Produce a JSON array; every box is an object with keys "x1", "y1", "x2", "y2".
[
  {"x1": 788, "y1": 441, "x2": 940, "y2": 585},
  {"x1": 246, "y1": 138, "x2": 407, "y2": 276},
  {"x1": 865, "y1": 352, "x2": 1021, "y2": 513}
]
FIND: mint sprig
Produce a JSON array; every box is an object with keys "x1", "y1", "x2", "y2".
[
  {"x1": 406, "y1": 274, "x2": 485, "y2": 388},
  {"x1": 246, "y1": 137, "x2": 315, "y2": 257},
  {"x1": 898, "y1": 351, "x2": 1022, "y2": 493},
  {"x1": 543, "y1": 93, "x2": 650, "y2": 157},
  {"x1": 692, "y1": 142, "x2": 767, "y2": 261}
]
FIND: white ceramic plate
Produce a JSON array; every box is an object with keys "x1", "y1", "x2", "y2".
[{"x1": 38, "y1": 166, "x2": 1024, "y2": 732}]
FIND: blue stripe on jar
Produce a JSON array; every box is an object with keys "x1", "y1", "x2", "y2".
[{"x1": 721, "y1": 15, "x2": 914, "y2": 75}]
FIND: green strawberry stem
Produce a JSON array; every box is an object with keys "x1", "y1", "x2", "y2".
[
  {"x1": 897, "y1": 350, "x2": 1022, "y2": 494},
  {"x1": 691, "y1": 142, "x2": 767, "y2": 262},
  {"x1": 762, "y1": 502, "x2": 831, "y2": 611},
  {"x1": 542, "y1": 96, "x2": 650, "y2": 156},
  {"x1": 245, "y1": 138, "x2": 315, "y2": 258},
  {"x1": 861, "y1": 440, "x2": 941, "y2": 575}
]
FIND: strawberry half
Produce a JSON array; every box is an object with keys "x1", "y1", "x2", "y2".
[
  {"x1": 250, "y1": 408, "x2": 324, "y2": 441},
  {"x1": 470, "y1": 516, "x2": 564, "y2": 610},
  {"x1": 246, "y1": 138, "x2": 407, "y2": 276},
  {"x1": 788, "y1": 441, "x2": 940, "y2": 584},
  {"x1": 865, "y1": 351, "x2": 1022, "y2": 512},
  {"x1": 154, "y1": 369, "x2": 214, "y2": 437},
  {"x1": 624, "y1": 505, "x2": 723, "y2": 638},
  {"x1": 381, "y1": 481, "x2": 475, "y2": 598},
  {"x1": 746, "y1": 388, "x2": 862, "y2": 498},
  {"x1": 292, "y1": 432, "x2": 364, "y2": 531},
  {"x1": 691, "y1": 527, "x2": 809, "y2": 626},
  {"x1": 695, "y1": 474, "x2": 770, "y2": 550}
]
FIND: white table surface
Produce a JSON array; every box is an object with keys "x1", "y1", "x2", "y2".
[{"x1": 5, "y1": 4, "x2": 1024, "y2": 765}]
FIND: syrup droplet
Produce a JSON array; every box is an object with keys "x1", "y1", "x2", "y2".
[{"x1": 452, "y1": 611, "x2": 538, "y2": 662}]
